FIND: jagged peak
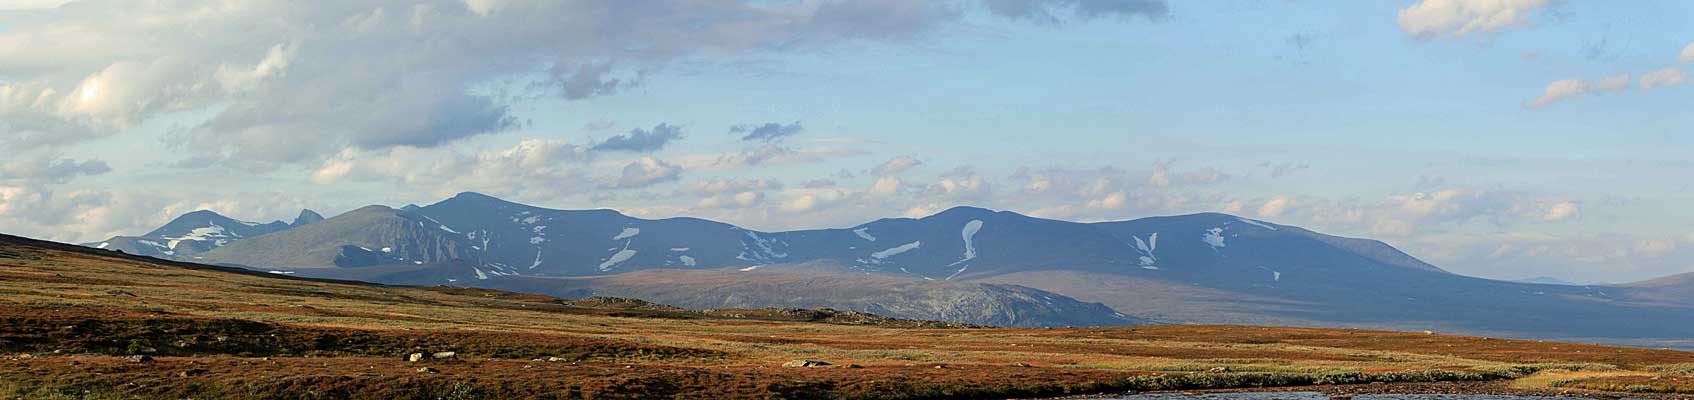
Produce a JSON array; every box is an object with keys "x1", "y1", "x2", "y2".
[{"x1": 292, "y1": 209, "x2": 325, "y2": 226}]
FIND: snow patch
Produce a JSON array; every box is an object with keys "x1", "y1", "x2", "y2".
[
  {"x1": 670, "y1": 248, "x2": 690, "y2": 252},
  {"x1": 959, "y1": 220, "x2": 984, "y2": 262},
  {"x1": 1237, "y1": 218, "x2": 1278, "y2": 231},
  {"x1": 96, "y1": 242, "x2": 109, "y2": 249},
  {"x1": 266, "y1": 270, "x2": 295, "y2": 275},
  {"x1": 380, "y1": 247, "x2": 392, "y2": 253},
  {"x1": 871, "y1": 241, "x2": 922, "y2": 261},
  {"x1": 520, "y1": 215, "x2": 542, "y2": 225},
  {"x1": 1202, "y1": 227, "x2": 1226, "y2": 249},
  {"x1": 612, "y1": 227, "x2": 640, "y2": 241},
  {"x1": 530, "y1": 250, "x2": 544, "y2": 269},
  {"x1": 945, "y1": 220, "x2": 985, "y2": 280},
  {"x1": 529, "y1": 237, "x2": 546, "y2": 244},
  {"x1": 680, "y1": 255, "x2": 697, "y2": 267},
  {"x1": 166, "y1": 225, "x2": 231, "y2": 250},
  {"x1": 473, "y1": 268, "x2": 489, "y2": 280},
  {"x1": 598, "y1": 241, "x2": 638, "y2": 271},
  {"x1": 852, "y1": 227, "x2": 877, "y2": 242},
  {"x1": 438, "y1": 225, "x2": 460, "y2": 234},
  {"x1": 738, "y1": 265, "x2": 759, "y2": 272},
  {"x1": 737, "y1": 231, "x2": 788, "y2": 261},
  {"x1": 1132, "y1": 233, "x2": 1159, "y2": 269}
]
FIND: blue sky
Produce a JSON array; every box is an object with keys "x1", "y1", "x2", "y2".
[{"x1": 2, "y1": 0, "x2": 1693, "y2": 283}]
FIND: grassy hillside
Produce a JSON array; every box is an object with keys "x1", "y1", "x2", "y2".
[
  {"x1": 6, "y1": 233, "x2": 1694, "y2": 399},
  {"x1": 474, "y1": 266, "x2": 1145, "y2": 327}
]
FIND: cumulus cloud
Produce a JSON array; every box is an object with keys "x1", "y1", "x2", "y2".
[
  {"x1": 310, "y1": 138, "x2": 594, "y2": 201},
  {"x1": 779, "y1": 188, "x2": 852, "y2": 213},
  {"x1": 870, "y1": 155, "x2": 923, "y2": 176},
  {"x1": 1541, "y1": 201, "x2": 1580, "y2": 221},
  {"x1": 549, "y1": 61, "x2": 639, "y2": 100},
  {"x1": 696, "y1": 191, "x2": 765, "y2": 210},
  {"x1": 617, "y1": 157, "x2": 683, "y2": 188},
  {"x1": 869, "y1": 176, "x2": 904, "y2": 195},
  {"x1": 733, "y1": 121, "x2": 804, "y2": 142},
  {"x1": 4, "y1": 0, "x2": 1152, "y2": 164},
  {"x1": 1148, "y1": 161, "x2": 1229, "y2": 188},
  {"x1": 1397, "y1": 0, "x2": 1552, "y2": 39},
  {"x1": 921, "y1": 167, "x2": 990, "y2": 201},
  {"x1": 591, "y1": 123, "x2": 684, "y2": 153},
  {"x1": 682, "y1": 178, "x2": 783, "y2": 197},
  {"x1": 1257, "y1": 196, "x2": 1296, "y2": 218},
  {"x1": 0, "y1": 155, "x2": 111, "y2": 184},
  {"x1": 1639, "y1": 67, "x2": 1687, "y2": 90},
  {"x1": 1529, "y1": 74, "x2": 1629, "y2": 108}
]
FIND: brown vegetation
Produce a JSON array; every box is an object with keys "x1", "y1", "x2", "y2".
[{"x1": 3, "y1": 234, "x2": 1693, "y2": 399}]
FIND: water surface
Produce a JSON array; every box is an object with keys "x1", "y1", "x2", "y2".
[{"x1": 1102, "y1": 393, "x2": 1644, "y2": 400}]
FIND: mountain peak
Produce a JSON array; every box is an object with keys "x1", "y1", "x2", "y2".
[
  {"x1": 346, "y1": 205, "x2": 398, "y2": 215},
  {"x1": 926, "y1": 205, "x2": 1002, "y2": 219},
  {"x1": 176, "y1": 209, "x2": 229, "y2": 220},
  {"x1": 433, "y1": 191, "x2": 522, "y2": 208},
  {"x1": 292, "y1": 209, "x2": 325, "y2": 227}
]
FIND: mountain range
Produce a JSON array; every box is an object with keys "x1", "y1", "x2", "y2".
[{"x1": 84, "y1": 192, "x2": 1694, "y2": 346}]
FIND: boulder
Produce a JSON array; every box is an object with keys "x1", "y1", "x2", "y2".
[
  {"x1": 782, "y1": 359, "x2": 832, "y2": 368},
  {"x1": 126, "y1": 355, "x2": 153, "y2": 363},
  {"x1": 407, "y1": 353, "x2": 426, "y2": 362},
  {"x1": 417, "y1": 367, "x2": 439, "y2": 374},
  {"x1": 432, "y1": 351, "x2": 458, "y2": 360}
]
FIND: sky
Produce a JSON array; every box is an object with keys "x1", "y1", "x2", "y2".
[{"x1": 2, "y1": 0, "x2": 1693, "y2": 283}]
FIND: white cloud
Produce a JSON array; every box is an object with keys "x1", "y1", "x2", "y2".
[
  {"x1": 617, "y1": 157, "x2": 683, "y2": 189},
  {"x1": 1397, "y1": 0, "x2": 1552, "y2": 39},
  {"x1": 1257, "y1": 196, "x2": 1294, "y2": 218},
  {"x1": 1681, "y1": 42, "x2": 1694, "y2": 63},
  {"x1": 2, "y1": 0, "x2": 1095, "y2": 164},
  {"x1": 1148, "y1": 161, "x2": 1229, "y2": 188},
  {"x1": 309, "y1": 138, "x2": 595, "y2": 201},
  {"x1": 1639, "y1": 67, "x2": 1687, "y2": 90},
  {"x1": 1086, "y1": 191, "x2": 1128, "y2": 210},
  {"x1": 0, "y1": 155, "x2": 111, "y2": 185},
  {"x1": 1541, "y1": 201, "x2": 1580, "y2": 221},
  {"x1": 0, "y1": 0, "x2": 70, "y2": 10},
  {"x1": 869, "y1": 176, "x2": 904, "y2": 195},
  {"x1": 1529, "y1": 74, "x2": 1629, "y2": 108},
  {"x1": 870, "y1": 155, "x2": 923, "y2": 176},
  {"x1": 779, "y1": 188, "x2": 851, "y2": 213}
]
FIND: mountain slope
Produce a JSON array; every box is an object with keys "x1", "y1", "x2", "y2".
[
  {"x1": 412, "y1": 192, "x2": 763, "y2": 276},
  {"x1": 84, "y1": 210, "x2": 295, "y2": 258},
  {"x1": 198, "y1": 205, "x2": 486, "y2": 271},
  {"x1": 100, "y1": 192, "x2": 1694, "y2": 343},
  {"x1": 437, "y1": 262, "x2": 1141, "y2": 328},
  {"x1": 1617, "y1": 272, "x2": 1694, "y2": 307}
]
